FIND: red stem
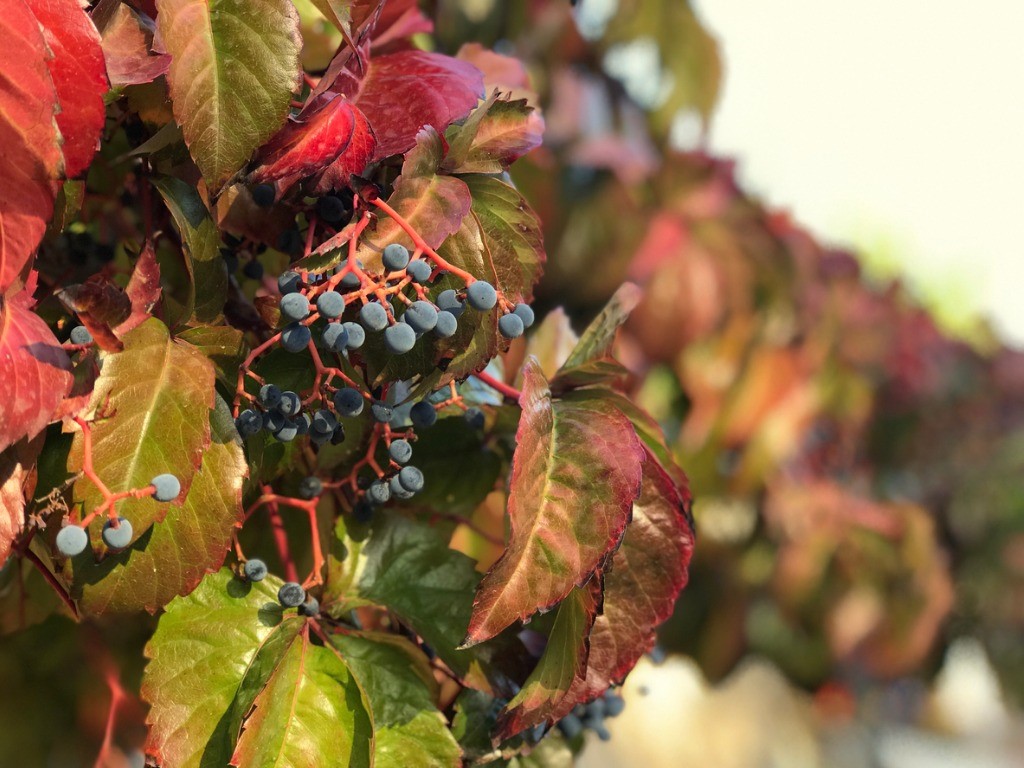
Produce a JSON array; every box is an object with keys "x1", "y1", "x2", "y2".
[
  {"x1": 25, "y1": 549, "x2": 78, "y2": 620},
  {"x1": 474, "y1": 371, "x2": 522, "y2": 402}
]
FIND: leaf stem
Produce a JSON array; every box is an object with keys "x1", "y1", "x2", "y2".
[{"x1": 474, "y1": 371, "x2": 521, "y2": 402}]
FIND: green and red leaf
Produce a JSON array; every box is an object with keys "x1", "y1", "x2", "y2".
[
  {"x1": 155, "y1": 0, "x2": 301, "y2": 191},
  {"x1": 464, "y1": 360, "x2": 644, "y2": 646},
  {"x1": 92, "y1": 0, "x2": 170, "y2": 87},
  {"x1": 0, "y1": 290, "x2": 73, "y2": 453},
  {"x1": 68, "y1": 396, "x2": 246, "y2": 615},
  {"x1": 66, "y1": 318, "x2": 215, "y2": 548}
]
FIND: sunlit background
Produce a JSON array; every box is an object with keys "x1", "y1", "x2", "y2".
[{"x1": 562, "y1": 1, "x2": 1024, "y2": 766}]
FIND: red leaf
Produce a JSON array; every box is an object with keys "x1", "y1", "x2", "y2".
[
  {"x1": 463, "y1": 360, "x2": 644, "y2": 646},
  {"x1": 0, "y1": 0, "x2": 63, "y2": 292},
  {"x1": 58, "y1": 278, "x2": 132, "y2": 353},
  {"x1": 457, "y1": 42, "x2": 532, "y2": 92},
  {"x1": 551, "y1": 450, "x2": 695, "y2": 721},
  {"x1": 25, "y1": 0, "x2": 108, "y2": 178},
  {"x1": 0, "y1": 435, "x2": 43, "y2": 569},
  {"x1": 0, "y1": 290, "x2": 73, "y2": 453},
  {"x1": 249, "y1": 93, "x2": 375, "y2": 194},
  {"x1": 93, "y1": 0, "x2": 170, "y2": 87},
  {"x1": 340, "y1": 50, "x2": 484, "y2": 160},
  {"x1": 116, "y1": 240, "x2": 162, "y2": 335}
]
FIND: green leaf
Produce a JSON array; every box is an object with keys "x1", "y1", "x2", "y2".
[
  {"x1": 524, "y1": 308, "x2": 580, "y2": 380},
  {"x1": 143, "y1": 570, "x2": 300, "y2": 768},
  {"x1": 155, "y1": 0, "x2": 301, "y2": 190},
  {"x1": 67, "y1": 318, "x2": 215, "y2": 549},
  {"x1": 331, "y1": 631, "x2": 462, "y2": 768},
  {"x1": 154, "y1": 177, "x2": 228, "y2": 324},
  {"x1": 178, "y1": 324, "x2": 248, "y2": 387},
  {"x1": 230, "y1": 628, "x2": 373, "y2": 768},
  {"x1": 504, "y1": 735, "x2": 574, "y2": 768},
  {"x1": 69, "y1": 395, "x2": 247, "y2": 615},
  {"x1": 144, "y1": 569, "x2": 375, "y2": 768},
  {"x1": 451, "y1": 689, "x2": 503, "y2": 761},
  {"x1": 496, "y1": 584, "x2": 600, "y2": 739},
  {"x1": 443, "y1": 97, "x2": 544, "y2": 175},
  {"x1": 464, "y1": 174, "x2": 545, "y2": 303},
  {"x1": 557, "y1": 282, "x2": 641, "y2": 375},
  {"x1": 464, "y1": 360, "x2": 644, "y2": 645},
  {"x1": 330, "y1": 513, "x2": 514, "y2": 691}
]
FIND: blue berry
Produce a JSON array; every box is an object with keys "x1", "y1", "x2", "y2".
[
  {"x1": 353, "y1": 499, "x2": 375, "y2": 523},
  {"x1": 243, "y1": 259, "x2": 264, "y2": 280},
  {"x1": 243, "y1": 558, "x2": 268, "y2": 582},
  {"x1": 259, "y1": 383, "x2": 282, "y2": 409},
  {"x1": 102, "y1": 517, "x2": 133, "y2": 549},
  {"x1": 359, "y1": 302, "x2": 389, "y2": 332},
  {"x1": 397, "y1": 466, "x2": 424, "y2": 493},
  {"x1": 342, "y1": 322, "x2": 365, "y2": 349},
  {"x1": 464, "y1": 407, "x2": 485, "y2": 430},
  {"x1": 151, "y1": 473, "x2": 181, "y2": 502},
  {"x1": 558, "y1": 714, "x2": 584, "y2": 740},
  {"x1": 251, "y1": 183, "x2": 276, "y2": 208},
  {"x1": 382, "y1": 243, "x2": 411, "y2": 271},
  {"x1": 56, "y1": 525, "x2": 88, "y2": 557},
  {"x1": 406, "y1": 259, "x2": 433, "y2": 283},
  {"x1": 367, "y1": 479, "x2": 391, "y2": 505},
  {"x1": 498, "y1": 313, "x2": 525, "y2": 339},
  {"x1": 278, "y1": 391, "x2": 302, "y2": 417},
  {"x1": 321, "y1": 323, "x2": 349, "y2": 352},
  {"x1": 299, "y1": 597, "x2": 320, "y2": 617},
  {"x1": 434, "y1": 311, "x2": 458, "y2": 338},
  {"x1": 278, "y1": 582, "x2": 306, "y2": 608},
  {"x1": 236, "y1": 408, "x2": 262, "y2": 438},
  {"x1": 263, "y1": 409, "x2": 287, "y2": 433},
  {"x1": 604, "y1": 691, "x2": 626, "y2": 717},
  {"x1": 436, "y1": 289, "x2": 465, "y2": 318},
  {"x1": 389, "y1": 439, "x2": 413, "y2": 464},
  {"x1": 278, "y1": 271, "x2": 302, "y2": 295},
  {"x1": 384, "y1": 323, "x2": 416, "y2": 354},
  {"x1": 316, "y1": 290, "x2": 345, "y2": 318},
  {"x1": 338, "y1": 260, "x2": 363, "y2": 290},
  {"x1": 312, "y1": 409, "x2": 338, "y2": 434},
  {"x1": 299, "y1": 476, "x2": 323, "y2": 499},
  {"x1": 280, "y1": 293, "x2": 310, "y2": 322},
  {"x1": 370, "y1": 401, "x2": 393, "y2": 423},
  {"x1": 466, "y1": 281, "x2": 497, "y2": 310},
  {"x1": 389, "y1": 475, "x2": 415, "y2": 500},
  {"x1": 512, "y1": 303, "x2": 535, "y2": 328},
  {"x1": 317, "y1": 195, "x2": 347, "y2": 223},
  {"x1": 70, "y1": 325, "x2": 93, "y2": 345},
  {"x1": 280, "y1": 323, "x2": 311, "y2": 353},
  {"x1": 274, "y1": 423, "x2": 298, "y2": 442},
  {"x1": 403, "y1": 301, "x2": 438, "y2": 333},
  {"x1": 334, "y1": 387, "x2": 364, "y2": 417},
  {"x1": 410, "y1": 401, "x2": 437, "y2": 428}
]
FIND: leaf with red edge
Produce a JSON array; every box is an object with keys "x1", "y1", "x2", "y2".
[
  {"x1": 495, "y1": 581, "x2": 601, "y2": 740},
  {"x1": 248, "y1": 93, "x2": 375, "y2": 194},
  {"x1": 463, "y1": 360, "x2": 644, "y2": 646},
  {"x1": 339, "y1": 50, "x2": 484, "y2": 160},
  {"x1": 66, "y1": 396, "x2": 246, "y2": 615},
  {"x1": 346, "y1": 128, "x2": 471, "y2": 272},
  {"x1": 115, "y1": 240, "x2": 162, "y2": 336},
  {"x1": 0, "y1": 290, "x2": 73, "y2": 453},
  {"x1": 0, "y1": 0, "x2": 62, "y2": 292},
  {"x1": 57, "y1": 278, "x2": 132, "y2": 353},
  {"x1": 92, "y1": 0, "x2": 170, "y2": 87},
  {"x1": 550, "y1": 447, "x2": 694, "y2": 721},
  {"x1": 313, "y1": 0, "x2": 431, "y2": 47},
  {"x1": 442, "y1": 98, "x2": 544, "y2": 175},
  {"x1": 26, "y1": 0, "x2": 108, "y2": 178}
]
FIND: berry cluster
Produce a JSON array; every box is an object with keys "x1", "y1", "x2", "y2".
[
  {"x1": 55, "y1": 471, "x2": 182, "y2": 557},
  {"x1": 556, "y1": 689, "x2": 626, "y2": 742}
]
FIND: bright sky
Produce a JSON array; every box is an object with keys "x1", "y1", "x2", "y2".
[{"x1": 692, "y1": 0, "x2": 1024, "y2": 344}]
